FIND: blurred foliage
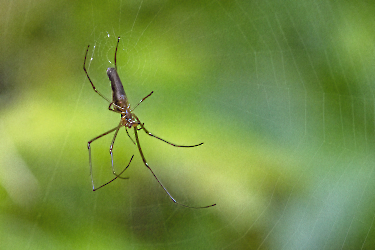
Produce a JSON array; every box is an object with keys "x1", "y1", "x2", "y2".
[{"x1": 1, "y1": 0, "x2": 375, "y2": 249}]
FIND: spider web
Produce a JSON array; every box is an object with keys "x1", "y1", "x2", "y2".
[{"x1": 1, "y1": 0, "x2": 375, "y2": 249}]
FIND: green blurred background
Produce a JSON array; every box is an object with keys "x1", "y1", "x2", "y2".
[{"x1": 1, "y1": 0, "x2": 375, "y2": 249}]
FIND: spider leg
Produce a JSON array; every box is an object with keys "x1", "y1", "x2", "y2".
[
  {"x1": 133, "y1": 126, "x2": 216, "y2": 209},
  {"x1": 109, "y1": 123, "x2": 128, "y2": 179},
  {"x1": 88, "y1": 125, "x2": 119, "y2": 190},
  {"x1": 132, "y1": 114, "x2": 203, "y2": 148},
  {"x1": 132, "y1": 91, "x2": 154, "y2": 111},
  {"x1": 88, "y1": 122, "x2": 128, "y2": 191},
  {"x1": 108, "y1": 102, "x2": 115, "y2": 111},
  {"x1": 93, "y1": 155, "x2": 134, "y2": 191},
  {"x1": 83, "y1": 45, "x2": 111, "y2": 104},
  {"x1": 125, "y1": 127, "x2": 137, "y2": 145},
  {"x1": 114, "y1": 37, "x2": 120, "y2": 70}
]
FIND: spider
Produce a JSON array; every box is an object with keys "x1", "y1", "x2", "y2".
[{"x1": 83, "y1": 37, "x2": 216, "y2": 209}]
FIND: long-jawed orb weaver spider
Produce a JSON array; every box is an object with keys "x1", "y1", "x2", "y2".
[{"x1": 83, "y1": 37, "x2": 216, "y2": 209}]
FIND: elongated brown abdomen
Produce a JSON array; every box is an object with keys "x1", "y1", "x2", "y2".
[{"x1": 107, "y1": 67, "x2": 128, "y2": 107}]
